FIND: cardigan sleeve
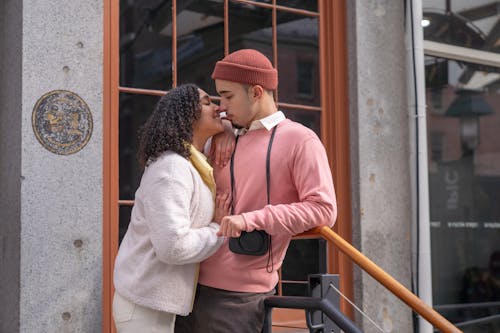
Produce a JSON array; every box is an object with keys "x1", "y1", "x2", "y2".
[
  {"x1": 143, "y1": 172, "x2": 223, "y2": 265},
  {"x1": 241, "y1": 136, "x2": 337, "y2": 235}
]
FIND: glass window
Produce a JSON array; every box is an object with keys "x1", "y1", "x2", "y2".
[
  {"x1": 119, "y1": 205, "x2": 133, "y2": 246},
  {"x1": 282, "y1": 106, "x2": 321, "y2": 137},
  {"x1": 426, "y1": 56, "x2": 500, "y2": 332},
  {"x1": 176, "y1": 1, "x2": 225, "y2": 95},
  {"x1": 119, "y1": 93, "x2": 159, "y2": 201},
  {"x1": 116, "y1": 0, "x2": 327, "y2": 309},
  {"x1": 423, "y1": 3, "x2": 500, "y2": 330},
  {"x1": 228, "y1": 1, "x2": 273, "y2": 58},
  {"x1": 277, "y1": 0, "x2": 317, "y2": 12},
  {"x1": 277, "y1": 13, "x2": 319, "y2": 106},
  {"x1": 119, "y1": 0, "x2": 173, "y2": 90},
  {"x1": 107, "y1": 1, "x2": 348, "y2": 330},
  {"x1": 281, "y1": 239, "x2": 327, "y2": 296},
  {"x1": 422, "y1": 0, "x2": 500, "y2": 53},
  {"x1": 297, "y1": 60, "x2": 314, "y2": 97}
]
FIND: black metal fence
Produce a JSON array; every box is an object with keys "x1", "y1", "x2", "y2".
[{"x1": 263, "y1": 274, "x2": 363, "y2": 333}]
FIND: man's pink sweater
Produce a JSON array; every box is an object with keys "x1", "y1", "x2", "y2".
[{"x1": 199, "y1": 119, "x2": 337, "y2": 292}]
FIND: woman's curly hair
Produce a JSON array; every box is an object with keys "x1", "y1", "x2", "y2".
[{"x1": 137, "y1": 84, "x2": 201, "y2": 168}]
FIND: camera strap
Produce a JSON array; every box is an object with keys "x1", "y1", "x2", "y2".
[{"x1": 230, "y1": 124, "x2": 278, "y2": 272}]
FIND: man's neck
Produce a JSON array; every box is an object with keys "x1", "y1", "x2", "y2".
[{"x1": 247, "y1": 99, "x2": 278, "y2": 127}]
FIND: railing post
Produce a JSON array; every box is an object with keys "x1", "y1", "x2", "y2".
[
  {"x1": 263, "y1": 273, "x2": 363, "y2": 333},
  {"x1": 308, "y1": 274, "x2": 341, "y2": 332}
]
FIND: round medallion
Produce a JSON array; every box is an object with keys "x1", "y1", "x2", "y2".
[{"x1": 32, "y1": 90, "x2": 93, "y2": 155}]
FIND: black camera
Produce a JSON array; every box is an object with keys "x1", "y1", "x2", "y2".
[{"x1": 229, "y1": 230, "x2": 270, "y2": 256}]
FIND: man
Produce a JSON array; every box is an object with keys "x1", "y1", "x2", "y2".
[{"x1": 175, "y1": 49, "x2": 337, "y2": 333}]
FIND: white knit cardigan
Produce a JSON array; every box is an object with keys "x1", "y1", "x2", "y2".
[{"x1": 113, "y1": 151, "x2": 223, "y2": 315}]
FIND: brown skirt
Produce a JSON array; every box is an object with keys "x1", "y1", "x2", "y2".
[{"x1": 175, "y1": 285, "x2": 275, "y2": 333}]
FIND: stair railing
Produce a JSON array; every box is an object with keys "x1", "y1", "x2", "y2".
[
  {"x1": 303, "y1": 226, "x2": 463, "y2": 333},
  {"x1": 263, "y1": 294, "x2": 363, "y2": 333}
]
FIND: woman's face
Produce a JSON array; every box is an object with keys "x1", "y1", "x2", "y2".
[{"x1": 193, "y1": 88, "x2": 224, "y2": 138}]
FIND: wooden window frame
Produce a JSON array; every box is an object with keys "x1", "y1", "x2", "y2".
[{"x1": 103, "y1": 0, "x2": 352, "y2": 331}]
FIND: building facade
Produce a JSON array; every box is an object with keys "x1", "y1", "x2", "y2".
[{"x1": 1, "y1": 0, "x2": 498, "y2": 332}]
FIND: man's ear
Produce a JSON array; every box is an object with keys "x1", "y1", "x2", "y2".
[{"x1": 249, "y1": 85, "x2": 264, "y2": 100}]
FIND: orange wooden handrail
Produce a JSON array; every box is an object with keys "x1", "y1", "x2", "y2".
[{"x1": 306, "y1": 226, "x2": 463, "y2": 333}]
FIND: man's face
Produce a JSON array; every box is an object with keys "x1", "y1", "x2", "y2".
[{"x1": 215, "y1": 79, "x2": 255, "y2": 129}]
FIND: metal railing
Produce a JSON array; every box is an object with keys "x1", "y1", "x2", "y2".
[
  {"x1": 296, "y1": 226, "x2": 463, "y2": 333},
  {"x1": 263, "y1": 295, "x2": 363, "y2": 333}
]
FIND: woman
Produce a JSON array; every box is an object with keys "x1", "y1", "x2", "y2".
[{"x1": 112, "y1": 84, "x2": 230, "y2": 332}]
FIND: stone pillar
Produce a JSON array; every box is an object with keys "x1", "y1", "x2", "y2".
[
  {"x1": 1, "y1": 1, "x2": 103, "y2": 332},
  {"x1": 347, "y1": 1, "x2": 414, "y2": 332}
]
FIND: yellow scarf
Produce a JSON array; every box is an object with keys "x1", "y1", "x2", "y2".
[
  {"x1": 188, "y1": 144, "x2": 215, "y2": 310},
  {"x1": 188, "y1": 144, "x2": 216, "y2": 198}
]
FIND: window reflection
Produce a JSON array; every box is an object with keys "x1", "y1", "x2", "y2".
[
  {"x1": 120, "y1": 0, "x2": 173, "y2": 90},
  {"x1": 228, "y1": 2, "x2": 273, "y2": 59},
  {"x1": 117, "y1": 0, "x2": 327, "y2": 296},
  {"x1": 277, "y1": 14, "x2": 319, "y2": 106},
  {"x1": 176, "y1": 0, "x2": 225, "y2": 95},
  {"x1": 426, "y1": 55, "x2": 500, "y2": 331},
  {"x1": 119, "y1": 205, "x2": 133, "y2": 245},
  {"x1": 119, "y1": 0, "x2": 322, "y2": 100},
  {"x1": 422, "y1": 0, "x2": 500, "y2": 54},
  {"x1": 119, "y1": 93, "x2": 160, "y2": 200},
  {"x1": 277, "y1": 0, "x2": 317, "y2": 12},
  {"x1": 281, "y1": 107, "x2": 321, "y2": 137},
  {"x1": 281, "y1": 239, "x2": 326, "y2": 296}
]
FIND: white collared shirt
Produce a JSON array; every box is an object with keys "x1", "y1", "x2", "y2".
[{"x1": 237, "y1": 111, "x2": 286, "y2": 135}]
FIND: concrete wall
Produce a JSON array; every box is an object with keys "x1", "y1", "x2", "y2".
[
  {"x1": 0, "y1": 0, "x2": 23, "y2": 331},
  {"x1": 2, "y1": 0, "x2": 104, "y2": 332},
  {"x1": 348, "y1": 1, "x2": 414, "y2": 332}
]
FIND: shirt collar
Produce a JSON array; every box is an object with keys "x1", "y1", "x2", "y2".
[{"x1": 237, "y1": 111, "x2": 286, "y2": 135}]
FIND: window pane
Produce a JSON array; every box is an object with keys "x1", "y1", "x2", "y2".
[
  {"x1": 176, "y1": 0, "x2": 225, "y2": 95},
  {"x1": 277, "y1": 13, "x2": 319, "y2": 106},
  {"x1": 422, "y1": 0, "x2": 500, "y2": 53},
  {"x1": 426, "y1": 56, "x2": 500, "y2": 330},
  {"x1": 282, "y1": 282, "x2": 308, "y2": 297},
  {"x1": 119, "y1": 93, "x2": 160, "y2": 200},
  {"x1": 277, "y1": 0, "x2": 318, "y2": 12},
  {"x1": 119, "y1": 205, "x2": 133, "y2": 245},
  {"x1": 228, "y1": 1, "x2": 273, "y2": 59},
  {"x1": 282, "y1": 239, "x2": 326, "y2": 281},
  {"x1": 282, "y1": 107, "x2": 321, "y2": 137},
  {"x1": 120, "y1": 0, "x2": 173, "y2": 90}
]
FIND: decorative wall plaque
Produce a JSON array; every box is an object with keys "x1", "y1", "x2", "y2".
[{"x1": 32, "y1": 90, "x2": 93, "y2": 155}]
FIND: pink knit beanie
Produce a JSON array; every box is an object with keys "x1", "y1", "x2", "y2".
[{"x1": 211, "y1": 49, "x2": 278, "y2": 90}]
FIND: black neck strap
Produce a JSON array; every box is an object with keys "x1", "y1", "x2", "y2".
[{"x1": 230, "y1": 125, "x2": 278, "y2": 214}]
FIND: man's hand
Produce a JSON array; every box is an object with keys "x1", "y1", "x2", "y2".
[
  {"x1": 217, "y1": 215, "x2": 245, "y2": 237},
  {"x1": 209, "y1": 119, "x2": 235, "y2": 167}
]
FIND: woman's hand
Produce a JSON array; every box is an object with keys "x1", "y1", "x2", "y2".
[{"x1": 214, "y1": 191, "x2": 231, "y2": 224}]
